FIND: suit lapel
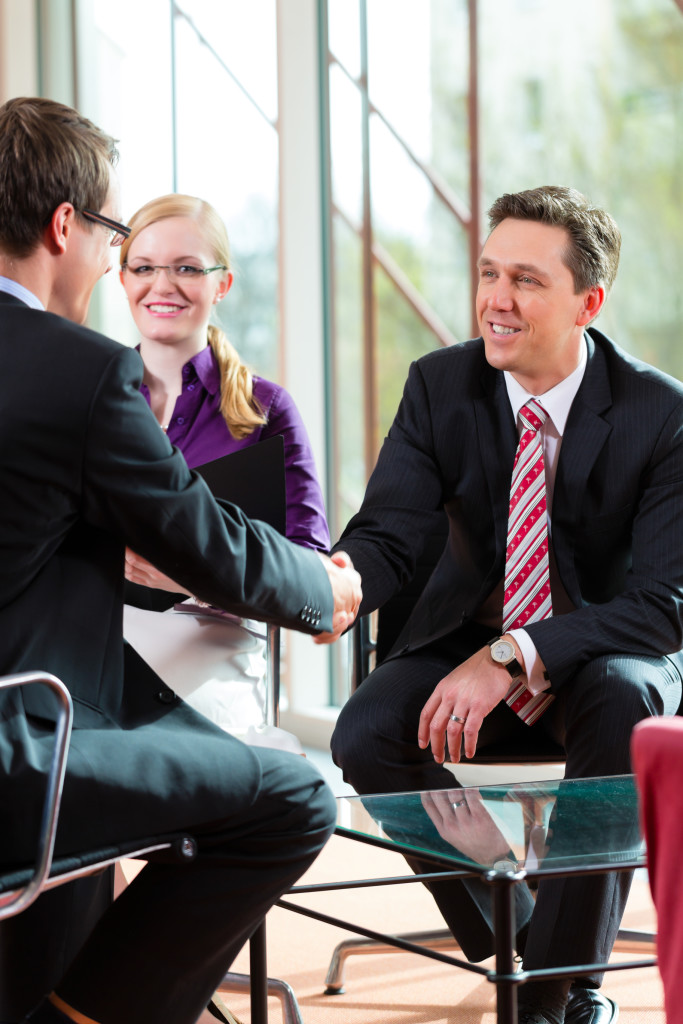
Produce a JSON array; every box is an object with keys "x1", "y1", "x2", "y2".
[{"x1": 552, "y1": 334, "x2": 613, "y2": 598}]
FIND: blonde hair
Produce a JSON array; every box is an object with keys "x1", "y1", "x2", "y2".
[{"x1": 121, "y1": 193, "x2": 266, "y2": 439}]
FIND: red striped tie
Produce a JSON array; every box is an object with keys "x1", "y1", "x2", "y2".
[{"x1": 502, "y1": 400, "x2": 554, "y2": 725}]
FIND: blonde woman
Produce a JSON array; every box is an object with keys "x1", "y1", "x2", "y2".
[
  {"x1": 120, "y1": 195, "x2": 329, "y2": 737},
  {"x1": 120, "y1": 193, "x2": 329, "y2": 552}
]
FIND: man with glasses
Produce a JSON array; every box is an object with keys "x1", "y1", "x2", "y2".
[
  {"x1": 0, "y1": 96, "x2": 360, "y2": 1024},
  {"x1": 79, "y1": 208, "x2": 132, "y2": 247}
]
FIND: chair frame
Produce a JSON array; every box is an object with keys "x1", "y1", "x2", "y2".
[
  {"x1": 0, "y1": 672, "x2": 202, "y2": 1021},
  {"x1": 265, "y1": 623, "x2": 281, "y2": 727},
  {"x1": 0, "y1": 671, "x2": 73, "y2": 921}
]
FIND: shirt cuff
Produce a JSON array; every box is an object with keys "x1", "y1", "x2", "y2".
[{"x1": 507, "y1": 629, "x2": 551, "y2": 696}]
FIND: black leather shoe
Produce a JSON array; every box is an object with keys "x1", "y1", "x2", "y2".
[{"x1": 565, "y1": 988, "x2": 619, "y2": 1024}]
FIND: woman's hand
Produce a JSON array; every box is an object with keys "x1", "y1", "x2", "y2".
[{"x1": 124, "y1": 548, "x2": 191, "y2": 595}]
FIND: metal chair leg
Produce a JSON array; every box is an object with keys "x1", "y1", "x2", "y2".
[
  {"x1": 217, "y1": 919, "x2": 304, "y2": 1024},
  {"x1": 218, "y1": 972, "x2": 304, "y2": 1024},
  {"x1": 322, "y1": 922, "x2": 654, "y2": 995},
  {"x1": 324, "y1": 928, "x2": 460, "y2": 993},
  {"x1": 613, "y1": 927, "x2": 657, "y2": 953}
]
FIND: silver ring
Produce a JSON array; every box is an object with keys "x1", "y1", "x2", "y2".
[
  {"x1": 452, "y1": 798, "x2": 467, "y2": 809},
  {"x1": 449, "y1": 714, "x2": 467, "y2": 725}
]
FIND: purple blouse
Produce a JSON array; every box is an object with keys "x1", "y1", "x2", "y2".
[{"x1": 139, "y1": 346, "x2": 330, "y2": 551}]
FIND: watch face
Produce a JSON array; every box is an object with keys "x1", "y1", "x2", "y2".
[
  {"x1": 490, "y1": 639, "x2": 515, "y2": 663},
  {"x1": 493, "y1": 859, "x2": 518, "y2": 873}
]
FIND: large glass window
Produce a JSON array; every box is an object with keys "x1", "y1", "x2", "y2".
[
  {"x1": 477, "y1": 0, "x2": 683, "y2": 378},
  {"x1": 88, "y1": 0, "x2": 280, "y2": 380},
  {"x1": 324, "y1": 0, "x2": 479, "y2": 539},
  {"x1": 172, "y1": 1, "x2": 280, "y2": 378},
  {"x1": 324, "y1": 0, "x2": 683, "y2": 546}
]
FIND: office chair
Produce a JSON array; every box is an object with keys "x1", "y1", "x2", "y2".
[
  {"x1": 216, "y1": 622, "x2": 308, "y2": 1024},
  {"x1": 0, "y1": 670, "x2": 199, "y2": 898},
  {"x1": 0, "y1": 669, "x2": 298, "y2": 1024},
  {"x1": 116, "y1": 610, "x2": 301, "y2": 1024},
  {"x1": 0, "y1": 669, "x2": 197, "y2": 940}
]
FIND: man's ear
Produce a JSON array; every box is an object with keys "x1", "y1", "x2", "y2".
[
  {"x1": 576, "y1": 285, "x2": 605, "y2": 326},
  {"x1": 46, "y1": 203, "x2": 76, "y2": 255}
]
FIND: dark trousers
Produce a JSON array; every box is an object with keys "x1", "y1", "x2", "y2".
[
  {"x1": 55, "y1": 746, "x2": 335, "y2": 1024},
  {"x1": 331, "y1": 623, "x2": 683, "y2": 983},
  {"x1": 1, "y1": 669, "x2": 336, "y2": 1024},
  {"x1": 0, "y1": 873, "x2": 114, "y2": 1022}
]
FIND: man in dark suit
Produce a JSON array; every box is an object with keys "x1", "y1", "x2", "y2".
[
  {"x1": 321, "y1": 186, "x2": 683, "y2": 1024},
  {"x1": 0, "y1": 96, "x2": 361, "y2": 1024}
]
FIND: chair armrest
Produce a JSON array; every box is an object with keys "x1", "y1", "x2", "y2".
[
  {"x1": 0, "y1": 671, "x2": 73, "y2": 921},
  {"x1": 351, "y1": 615, "x2": 377, "y2": 693},
  {"x1": 266, "y1": 624, "x2": 281, "y2": 728}
]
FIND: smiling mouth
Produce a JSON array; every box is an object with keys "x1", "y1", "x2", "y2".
[
  {"x1": 490, "y1": 323, "x2": 520, "y2": 336},
  {"x1": 146, "y1": 304, "x2": 184, "y2": 314}
]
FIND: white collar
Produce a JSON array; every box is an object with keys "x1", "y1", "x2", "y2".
[
  {"x1": 0, "y1": 275, "x2": 45, "y2": 311},
  {"x1": 504, "y1": 337, "x2": 588, "y2": 437}
]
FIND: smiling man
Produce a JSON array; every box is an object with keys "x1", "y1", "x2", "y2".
[{"x1": 324, "y1": 186, "x2": 683, "y2": 1024}]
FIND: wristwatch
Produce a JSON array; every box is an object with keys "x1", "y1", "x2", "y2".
[
  {"x1": 493, "y1": 856, "x2": 519, "y2": 873},
  {"x1": 487, "y1": 636, "x2": 523, "y2": 679}
]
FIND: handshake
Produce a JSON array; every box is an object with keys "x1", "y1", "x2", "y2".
[
  {"x1": 125, "y1": 546, "x2": 362, "y2": 645},
  {"x1": 316, "y1": 550, "x2": 361, "y2": 644}
]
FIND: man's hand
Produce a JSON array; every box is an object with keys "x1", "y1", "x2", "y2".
[
  {"x1": 421, "y1": 789, "x2": 512, "y2": 866},
  {"x1": 314, "y1": 551, "x2": 362, "y2": 643},
  {"x1": 125, "y1": 549, "x2": 190, "y2": 595},
  {"x1": 418, "y1": 641, "x2": 522, "y2": 763}
]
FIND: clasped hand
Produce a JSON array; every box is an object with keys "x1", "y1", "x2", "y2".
[
  {"x1": 125, "y1": 549, "x2": 187, "y2": 594},
  {"x1": 316, "y1": 550, "x2": 362, "y2": 638},
  {"x1": 124, "y1": 547, "x2": 362, "y2": 638}
]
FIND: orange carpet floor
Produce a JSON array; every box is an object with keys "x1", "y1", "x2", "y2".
[{"x1": 207, "y1": 832, "x2": 663, "y2": 1024}]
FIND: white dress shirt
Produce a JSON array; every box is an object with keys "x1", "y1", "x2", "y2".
[
  {"x1": 0, "y1": 275, "x2": 44, "y2": 310},
  {"x1": 474, "y1": 339, "x2": 588, "y2": 694},
  {"x1": 506, "y1": 342, "x2": 587, "y2": 693}
]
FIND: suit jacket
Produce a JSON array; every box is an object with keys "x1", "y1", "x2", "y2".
[
  {"x1": 336, "y1": 329, "x2": 683, "y2": 690},
  {"x1": 0, "y1": 291, "x2": 332, "y2": 731}
]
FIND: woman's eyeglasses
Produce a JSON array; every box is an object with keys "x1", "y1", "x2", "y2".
[{"x1": 120, "y1": 263, "x2": 228, "y2": 283}]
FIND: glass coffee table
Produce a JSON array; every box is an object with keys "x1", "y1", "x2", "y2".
[{"x1": 277, "y1": 774, "x2": 654, "y2": 1024}]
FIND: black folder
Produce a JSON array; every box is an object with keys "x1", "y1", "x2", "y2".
[
  {"x1": 125, "y1": 435, "x2": 287, "y2": 614},
  {"x1": 194, "y1": 433, "x2": 286, "y2": 536}
]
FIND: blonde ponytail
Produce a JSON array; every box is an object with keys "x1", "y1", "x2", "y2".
[{"x1": 207, "y1": 325, "x2": 267, "y2": 439}]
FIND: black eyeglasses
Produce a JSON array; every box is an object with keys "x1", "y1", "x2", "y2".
[
  {"x1": 121, "y1": 263, "x2": 228, "y2": 283},
  {"x1": 81, "y1": 209, "x2": 131, "y2": 247}
]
